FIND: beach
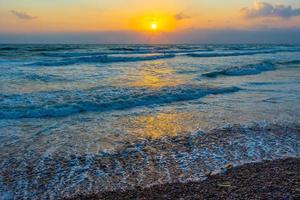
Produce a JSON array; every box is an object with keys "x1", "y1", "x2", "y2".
[{"x1": 69, "y1": 158, "x2": 300, "y2": 200}]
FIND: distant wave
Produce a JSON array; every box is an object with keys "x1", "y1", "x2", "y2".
[
  {"x1": 202, "y1": 62, "x2": 275, "y2": 77},
  {"x1": 202, "y1": 59, "x2": 300, "y2": 78},
  {"x1": 108, "y1": 45, "x2": 213, "y2": 53},
  {"x1": 0, "y1": 45, "x2": 83, "y2": 52},
  {"x1": 277, "y1": 60, "x2": 300, "y2": 65},
  {"x1": 186, "y1": 48, "x2": 300, "y2": 58},
  {"x1": 0, "y1": 47, "x2": 19, "y2": 51},
  {"x1": 27, "y1": 54, "x2": 176, "y2": 66},
  {"x1": 35, "y1": 45, "x2": 214, "y2": 58},
  {"x1": 41, "y1": 49, "x2": 212, "y2": 58},
  {"x1": 109, "y1": 47, "x2": 140, "y2": 51},
  {"x1": 0, "y1": 86, "x2": 240, "y2": 119},
  {"x1": 245, "y1": 81, "x2": 290, "y2": 86},
  {"x1": 187, "y1": 51, "x2": 273, "y2": 58},
  {"x1": 40, "y1": 52, "x2": 106, "y2": 58}
]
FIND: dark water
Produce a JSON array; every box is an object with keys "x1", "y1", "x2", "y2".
[{"x1": 0, "y1": 44, "x2": 300, "y2": 199}]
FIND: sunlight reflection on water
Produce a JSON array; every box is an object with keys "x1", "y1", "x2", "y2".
[
  {"x1": 111, "y1": 61, "x2": 193, "y2": 89},
  {"x1": 123, "y1": 111, "x2": 200, "y2": 139}
]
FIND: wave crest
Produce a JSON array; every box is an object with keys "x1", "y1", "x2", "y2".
[
  {"x1": 0, "y1": 86, "x2": 240, "y2": 119},
  {"x1": 27, "y1": 54, "x2": 176, "y2": 66},
  {"x1": 186, "y1": 48, "x2": 300, "y2": 58},
  {"x1": 202, "y1": 62, "x2": 275, "y2": 77}
]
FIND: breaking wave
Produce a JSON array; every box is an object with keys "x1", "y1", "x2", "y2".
[
  {"x1": 277, "y1": 60, "x2": 300, "y2": 65},
  {"x1": 1, "y1": 122, "x2": 299, "y2": 199},
  {"x1": 27, "y1": 54, "x2": 176, "y2": 66},
  {"x1": 0, "y1": 86, "x2": 240, "y2": 119},
  {"x1": 186, "y1": 48, "x2": 300, "y2": 58},
  {"x1": 202, "y1": 62, "x2": 275, "y2": 77}
]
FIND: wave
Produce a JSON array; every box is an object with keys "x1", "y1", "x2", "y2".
[
  {"x1": 186, "y1": 48, "x2": 300, "y2": 58},
  {"x1": 202, "y1": 62, "x2": 275, "y2": 77},
  {"x1": 27, "y1": 54, "x2": 176, "y2": 66},
  {"x1": 40, "y1": 52, "x2": 106, "y2": 58},
  {"x1": 202, "y1": 59, "x2": 300, "y2": 78},
  {"x1": 245, "y1": 81, "x2": 290, "y2": 86},
  {"x1": 108, "y1": 45, "x2": 212, "y2": 53},
  {"x1": 0, "y1": 47, "x2": 19, "y2": 51},
  {"x1": 187, "y1": 51, "x2": 273, "y2": 58},
  {"x1": 23, "y1": 74, "x2": 66, "y2": 82},
  {"x1": 41, "y1": 48, "x2": 212, "y2": 58},
  {"x1": 0, "y1": 86, "x2": 240, "y2": 119},
  {"x1": 1, "y1": 122, "x2": 299, "y2": 199},
  {"x1": 0, "y1": 45, "x2": 84, "y2": 52},
  {"x1": 109, "y1": 47, "x2": 140, "y2": 51},
  {"x1": 277, "y1": 60, "x2": 300, "y2": 65}
]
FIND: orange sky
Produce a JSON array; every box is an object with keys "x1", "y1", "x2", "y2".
[{"x1": 1, "y1": 0, "x2": 300, "y2": 34}]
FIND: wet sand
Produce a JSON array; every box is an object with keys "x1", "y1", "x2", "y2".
[{"x1": 67, "y1": 158, "x2": 300, "y2": 200}]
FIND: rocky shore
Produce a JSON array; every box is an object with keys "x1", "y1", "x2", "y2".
[{"x1": 67, "y1": 158, "x2": 300, "y2": 200}]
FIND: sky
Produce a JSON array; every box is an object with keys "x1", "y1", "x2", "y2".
[{"x1": 0, "y1": 0, "x2": 300, "y2": 43}]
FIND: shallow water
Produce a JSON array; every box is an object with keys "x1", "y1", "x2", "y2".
[{"x1": 0, "y1": 44, "x2": 300, "y2": 199}]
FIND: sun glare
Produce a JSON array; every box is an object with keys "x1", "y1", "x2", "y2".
[
  {"x1": 151, "y1": 22, "x2": 157, "y2": 30},
  {"x1": 131, "y1": 14, "x2": 177, "y2": 32}
]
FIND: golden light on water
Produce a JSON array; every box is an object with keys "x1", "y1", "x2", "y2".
[
  {"x1": 130, "y1": 64, "x2": 190, "y2": 89},
  {"x1": 125, "y1": 112, "x2": 200, "y2": 139},
  {"x1": 109, "y1": 61, "x2": 193, "y2": 89}
]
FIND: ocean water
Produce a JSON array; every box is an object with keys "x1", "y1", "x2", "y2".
[{"x1": 0, "y1": 44, "x2": 300, "y2": 199}]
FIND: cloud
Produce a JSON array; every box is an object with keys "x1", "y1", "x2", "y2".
[
  {"x1": 241, "y1": 1, "x2": 300, "y2": 19},
  {"x1": 174, "y1": 12, "x2": 191, "y2": 21},
  {"x1": 11, "y1": 10, "x2": 37, "y2": 20}
]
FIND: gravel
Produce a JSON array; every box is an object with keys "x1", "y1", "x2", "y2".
[{"x1": 66, "y1": 158, "x2": 300, "y2": 200}]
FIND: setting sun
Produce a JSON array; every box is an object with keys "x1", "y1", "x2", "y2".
[{"x1": 151, "y1": 22, "x2": 157, "y2": 30}]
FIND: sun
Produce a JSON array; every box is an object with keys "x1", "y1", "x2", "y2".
[{"x1": 151, "y1": 22, "x2": 157, "y2": 30}]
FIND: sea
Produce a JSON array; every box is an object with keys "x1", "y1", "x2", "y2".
[{"x1": 0, "y1": 44, "x2": 300, "y2": 199}]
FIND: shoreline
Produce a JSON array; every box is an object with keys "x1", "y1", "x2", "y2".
[{"x1": 66, "y1": 157, "x2": 300, "y2": 200}]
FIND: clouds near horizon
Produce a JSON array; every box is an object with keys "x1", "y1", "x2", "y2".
[
  {"x1": 241, "y1": 1, "x2": 300, "y2": 19},
  {"x1": 10, "y1": 10, "x2": 37, "y2": 20},
  {"x1": 174, "y1": 12, "x2": 191, "y2": 21}
]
